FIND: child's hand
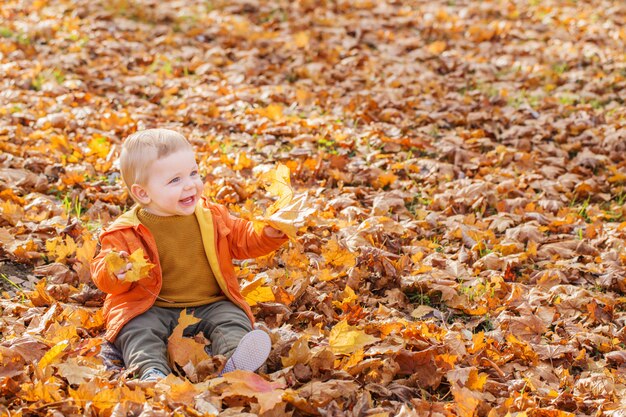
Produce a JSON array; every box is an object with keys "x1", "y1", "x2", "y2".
[
  {"x1": 263, "y1": 226, "x2": 286, "y2": 239},
  {"x1": 112, "y1": 250, "x2": 133, "y2": 280}
]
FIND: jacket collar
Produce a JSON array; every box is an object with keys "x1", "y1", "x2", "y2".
[{"x1": 103, "y1": 197, "x2": 217, "y2": 234}]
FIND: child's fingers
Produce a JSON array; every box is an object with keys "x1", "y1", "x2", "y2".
[{"x1": 115, "y1": 263, "x2": 132, "y2": 279}]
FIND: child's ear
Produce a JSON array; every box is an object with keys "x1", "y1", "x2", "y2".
[{"x1": 130, "y1": 184, "x2": 150, "y2": 204}]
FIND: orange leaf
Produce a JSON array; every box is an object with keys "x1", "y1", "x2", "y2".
[
  {"x1": 167, "y1": 309, "x2": 210, "y2": 370},
  {"x1": 159, "y1": 374, "x2": 200, "y2": 404},
  {"x1": 256, "y1": 104, "x2": 284, "y2": 121},
  {"x1": 92, "y1": 386, "x2": 146, "y2": 412},
  {"x1": 427, "y1": 40, "x2": 447, "y2": 54}
]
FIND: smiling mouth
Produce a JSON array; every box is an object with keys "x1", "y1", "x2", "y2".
[{"x1": 180, "y1": 195, "x2": 195, "y2": 205}]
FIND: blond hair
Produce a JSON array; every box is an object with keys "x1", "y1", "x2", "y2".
[{"x1": 120, "y1": 128, "x2": 192, "y2": 192}]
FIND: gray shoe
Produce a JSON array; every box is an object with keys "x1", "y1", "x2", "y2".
[
  {"x1": 140, "y1": 368, "x2": 167, "y2": 382},
  {"x1": 220, "y1": 330, "x2": 271, "y2": 375}
]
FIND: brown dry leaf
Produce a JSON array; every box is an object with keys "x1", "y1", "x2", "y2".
[
  {"x1": 395, "y1": 348, "x2": 442, "y2": 388},
  {"x1": 56, "y1": 357, "x2": 104, "y2": 385},
  {"x1": 282, "y1": 336, "x2": 312, "y2": 368},
  {"x1": 292, "y1": 379, "x2": 359, "y2": 409}
]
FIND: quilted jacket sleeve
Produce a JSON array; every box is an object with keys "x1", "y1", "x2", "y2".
[{"x1": 210, "y1": 204, "x2": 288, "y2": 260}]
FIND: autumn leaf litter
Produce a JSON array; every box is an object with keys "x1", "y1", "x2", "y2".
[{"x1": 1, "y1": 0, "x2": 626, "y2": 416}]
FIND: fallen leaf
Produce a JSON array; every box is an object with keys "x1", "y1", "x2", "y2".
[
  {"x1": 328, "y1": 319, "x2": 379, "y2": 355},
  {"x1": 221, "y1": 370, "x2": 285, "y2": 413},
  {"x1": 167, "y1": 309, "x2": 210, "y2": 372}
]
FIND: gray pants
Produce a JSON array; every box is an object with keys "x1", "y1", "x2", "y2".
[{"x1": 113, "y1": 300, "x2": 252, "y2": 376}]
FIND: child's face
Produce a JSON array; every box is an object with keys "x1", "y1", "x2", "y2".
[{"x1": 131, "y1": 149, "x2": 203, "y2": 216}]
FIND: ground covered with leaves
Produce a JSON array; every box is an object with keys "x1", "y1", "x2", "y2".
[{"x1": 1, "y1": 0, "x2": 626, "y2": 415}]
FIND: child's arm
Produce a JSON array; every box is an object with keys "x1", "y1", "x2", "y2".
[
  {"x1": 91, "y1": 232, "x2": 135, "y2": 295},
  {"x1": 212, "y1": 205, "x2": 288, "y2": 260}
]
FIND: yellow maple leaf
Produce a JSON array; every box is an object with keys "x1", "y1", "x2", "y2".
[
  {"x1": 75, "y1": 231, "x2": 97, "y2": 264},
  {"x1": 104, "y1": 248, "x2": 154, "y2": 282},
  {"x1": 332, "y1": 286, "x2": 358, "y2": 309},
  {"x1": 466, "y1": 368, "x2": 488, "y2": 391},
  {"x1": 322, "y1": 238, "x2": 356, "y2": 269},
  {"x1": 253, "y1": 164, "x2": 315, "y2": 239},
  {"x1": 241, "y1": 277, "x2": 275, "y2": 306},
  {"x1": 317, "y1": 268, "x2": 339, "y2": 282},
  {"x1": 233, "y1": 152, "x2": 253, "y2": 170},
  {"x1": 160, "y1": 374, "x2": 200, "y2": 404},
  {"x1": 44, "y1": 322, "x2": 79, "y2": 345},
  {"x1": 45, "y1": 235, "x2": 77, "y2": 263},
  {"x1": 0, "y1": 200, "x2": 24, "y2": 226},
  {"x1": 87, "y1": 135, "x2": 111, "y2": 158},
  {"x1": 260, "y1": 163, "x2": 293, "y2": 216},
  {"x1": 340, "y1": 348, "x2": 365, "y2": 371},
  {"x1": 38, "y1": 340, "x2": 69, "y2": 371},
  {"x1": 104, "y1": 251, "x2": 127, "y2": 276},
  {"x1": 266, "y1": 194, "x2": 316, "y2": 240},
  {"x1": 328, "y1": 320, "x2": 379, "y2": 355},
  {"x1": 293, "y1": 31, "x2": 310, "y2": 48},
  {"x1": 20, "y1": 380, "x2": 63, "y2": 403}
]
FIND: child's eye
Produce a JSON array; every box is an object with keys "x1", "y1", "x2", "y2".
[
  {"x1": 191, "y1": 170, "x2": 198, "y2": 177},
  {"x1": 169, "y1": 177, "x2": 180, "y2": 184}
]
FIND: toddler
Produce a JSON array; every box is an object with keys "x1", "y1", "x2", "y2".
[{"x1": 91, "y1": 128, "x2": 287, "y2": 381}]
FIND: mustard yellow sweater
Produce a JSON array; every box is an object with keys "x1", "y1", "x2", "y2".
[{"x1": 137, "y1": 209, "x2": 225, "y2": 307}]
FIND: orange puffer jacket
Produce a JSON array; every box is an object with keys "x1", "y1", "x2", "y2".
[{"x1": 91, "y1": 197, "x2": 287, "y2": 342}]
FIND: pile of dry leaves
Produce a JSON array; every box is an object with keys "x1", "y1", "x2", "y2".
[{"x1": 1, "y1": 0, "x2": 626, "y2": 416}]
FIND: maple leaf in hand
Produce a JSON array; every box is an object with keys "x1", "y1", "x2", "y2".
[
  {"x1": 253, "y1": 164, "x2": 315, "y2": 239},
  {"x1": 260, "y1": 163, "x2": 293, "y2": 216},
  {"x1": 104, "y1": 248, "x2": 154, "y2": 282},
  {"x1": 266, "y1": 194, "x2": 316, "y2": 240}
]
